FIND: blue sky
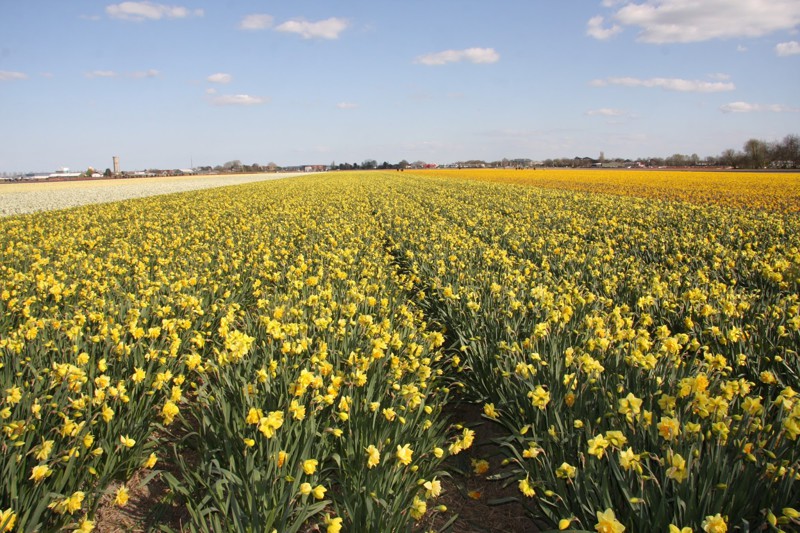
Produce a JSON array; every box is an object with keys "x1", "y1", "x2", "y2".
[{"x1": 1, "y1": 1, "x2": 798, "y2": 171}]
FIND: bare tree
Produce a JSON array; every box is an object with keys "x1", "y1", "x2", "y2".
[
  {"x1": 775, "y1": 134, "x2": 799, "y2": 168},
  {"x1": 743, "y1": 139, "x2": 768, "y2": 168},
  {"x1": 720, "y1": 148, "x2": 740, "y2": 168}
]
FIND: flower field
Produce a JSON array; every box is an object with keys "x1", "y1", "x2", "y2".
[
  {"x1": 413, "y1": 168, "x2": 800, "y2": 213},
  {"x1": 0, "y1": 173, "x2": 301, "y2": 217},
  {"x1": 1, "y1": 170, "x2": 799, "y2": 532}
]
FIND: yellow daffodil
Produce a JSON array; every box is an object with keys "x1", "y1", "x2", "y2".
[
  {"x1": 396, "y1": 444, "x2": 413, "y2": 466},
  {"x1": 143, "y1": 453, "x2": 158, "y2": 469},
  {"x1": 324, "y1": 515, "x2": 343, "y2": 533},
  {"x1": 302, "y1": 459, "x2": 318, "y2": 475},
  {"x1": 556, "y1": 462, "x2": 577, "y2": 479},
  {"x1": 518, "y1": 477, "x2": 536, "y2": 497},
  {"x1": 410, "y1": 496, "x2": 427, "y2": 519},
  {"x1": 657, "y1": 416, "x2": 681, "y2": 441},
  {"x1": 595, "y1": 508, "x2": 625, "y2": 533},
  {"x1": 0, "y1": 509, "x2": 17, "y2": 532},
  {"x1": 424, "y1": 477, "x2": 442, "y2": 498},
  {"x1": 471, "y1": 458, "x2": 489, "y2": 475},
  {"x1": 587, "y1": 434, "x2": 610, "y2": 459},
  {"x1": 76, "y1": 518, "x2": 95, "y2": 533},
  {"x1": 366, "y1": 445, "x2": 380, "y2": 468},
  {"x1": 114, "y1": 486, "x2": 130, "y2": 507},
  {"x1": 161, "y1": 400, "x2": 180, "y2": 425},
  {"x1": 30, "y1": 464, "x2": 51, "y2": 483},
  {"x1": 701, "y1": 513, "x2": 727, "y2": 533},
  {"x1": 311, "y1": 484, "x2": 327, "y2": 500}
]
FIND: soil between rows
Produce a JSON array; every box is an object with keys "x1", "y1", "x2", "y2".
[{"x1": 94, "y1": 402, "x2": 545, "y2": 532}]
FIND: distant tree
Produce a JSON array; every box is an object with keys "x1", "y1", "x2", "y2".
[
  {"x1": 362, "y1": 159, "x2": 377, "y2": 169},
  {"x1": 720, "y1": 149, "x2": 739, "y2": 168},
  {"x1": 398, "y1": 160, "x2": 409, "y2": 169},
  {"x1": 665, "y1": 153, "x2": 687, "y2": 167},
  {"x1": 222, "y1": 160, "x2": 242, "y2": 172},
  {"x1": 103, "y1": 168, "x2": 112, "y2": 177},
  {"x1": 743, "y1": 138, "x2": 768, "y2": 168},
  {"x1": 774, "y1": 134, "x2": 800, "y2": 168}
]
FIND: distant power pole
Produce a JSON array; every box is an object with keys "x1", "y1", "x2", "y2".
[{"x1": 113, "y1": 156, "x2": 120, "y2": 175}]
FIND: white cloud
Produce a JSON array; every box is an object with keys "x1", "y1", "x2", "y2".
[
  {"x1": 106, "y1": 2, "x2": 203, "y2": 21},
  {"x1": 587, "y1": 15, "x2": 622, "y2": 40},
  {"x1": 591, "y1": 76, "x2": 735, "y2": 92},
  {"x1": 737, "y1": 44, "x2": 748, "y2": 52},
  {"x1": 597, "y1": 0, "x2": 800, "y2": 43},
  {"x1": 276, "y1": 17, "x2": 349, "y2": 39},
  {"x1": 239, "y1": 14, "x2": 273, "y2": 31},
  {"x1": 0, "y1": 71, "x2": 27, "y2": 81},
  {"x1": 85, "y1": 69, "x2": 159, "y2": 79},
  {"x1": 207, "y1": 73, "x2": 232, "y2": 84},
  {"x1": 776, "y1": 40, "x2": 800, "y2": 56},
  {"x1": 211, "y1": 94, "x2": 267, "y2": 106},
  {"x1": 129, "y1": 69, "x2": 159, "y2": 78},
  {"x1": 586, "y1": 108, "x2": 626, "y2": 116},
  {"x1": 85, "y1": 70, "x2": 118, "y2": 78},
  {"x1": 336, "y1": 102, "x2": 358, "y2": 109},
  {"x1": 720, "y1": 101, "x2": 799, "y2": 113},
  {"x1": 415, "y1": 47, "x2": 500, "y2": 66}
]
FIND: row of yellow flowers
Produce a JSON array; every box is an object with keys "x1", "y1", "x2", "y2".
[
  {"x1": 381, "y1": 170, "x2": 799, "y2": 531},
  {"x1": 0, "y1": 177, "x2": 469, "y2": 532}
]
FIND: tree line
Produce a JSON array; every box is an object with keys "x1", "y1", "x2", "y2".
[
  {"x1": 538, "y1": 134, "x2": 799, "y2": 169},
  {"x1": 189, "y1": 133, "x2": 800, "y2": 173},
  {"x1": 717, "y1": 134, "x2": 799, "y2": 169}
]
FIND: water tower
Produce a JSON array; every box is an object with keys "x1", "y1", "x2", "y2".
[{"x1": 112, "y1": 156, "x2": 120, "y2": 175}]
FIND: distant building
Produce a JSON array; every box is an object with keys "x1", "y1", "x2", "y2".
[
  {"x1": 45, "y1": 168, "x2": 82, "y2": 179},
  {"x1": 113, "y1": 156, "x2": 120, "y2": 175}
]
